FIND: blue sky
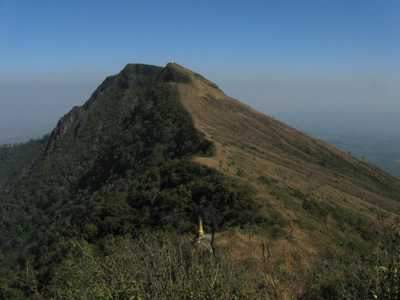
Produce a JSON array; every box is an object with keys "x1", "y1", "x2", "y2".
[{"x1": 1, "y1": 0, "x2": 400, "y2": 141}]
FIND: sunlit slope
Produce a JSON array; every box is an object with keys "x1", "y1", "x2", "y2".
[{"x1": 170, "y1": 63, "x2": 400, "y2": 249}]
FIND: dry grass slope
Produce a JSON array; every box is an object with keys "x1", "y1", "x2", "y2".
[{"x1": 167, "y1": 63, "x2": 400, "y2": 256}]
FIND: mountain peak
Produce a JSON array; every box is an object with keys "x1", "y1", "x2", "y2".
[{"x1": 45, "y1": 63, "x2": 165, "y2": 154}]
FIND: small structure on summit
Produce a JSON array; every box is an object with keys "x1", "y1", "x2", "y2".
[{"x1": 170, "y1": 60, "x2": 175, "y2": 63}]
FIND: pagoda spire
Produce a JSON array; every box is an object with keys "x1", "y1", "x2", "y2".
[{"x1": 198, "y1": 216, "x2": 204, "y2": 238}]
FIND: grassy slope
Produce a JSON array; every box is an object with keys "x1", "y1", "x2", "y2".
[{"x1": 169, "y1": 63, "x2": 400, "y2": 256}]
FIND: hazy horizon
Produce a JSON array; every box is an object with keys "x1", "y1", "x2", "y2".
[
  {"x1": 1, "y1": 66, "x2": 399, "y2": 144},
  {"x1": 1, "y1": 1, "x2": 400, "y2": 143}
]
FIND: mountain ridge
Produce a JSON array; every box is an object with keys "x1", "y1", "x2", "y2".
[
  {"x1": 0, "y1": 62, "x2": 255, "y2": 279},
  {"x1": 1, "y1": 62, "x2": 400, "y2": 298},
  {"x1": 168, "y1": 62, "x2": 400, "y2": 249}
]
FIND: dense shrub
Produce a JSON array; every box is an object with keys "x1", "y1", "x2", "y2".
[{"x1": 37, "y1": 235, "x2": 267, "y2": 300}]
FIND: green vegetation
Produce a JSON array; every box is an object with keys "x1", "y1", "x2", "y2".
[
  {"x1": 1, "y1": 63, "x2": 400, "y2": 299},
  {"x1": 161, "y1": 63, "x2": 191, "y2": 83},
  {"x1": 2, "y1": 233, "x2": 400, "y2": 299},
  {"x1": 299, "y1": 239, "x2": 400, "y2": 300},
  {"x1": 17, "y1": 234, "x2": 266, "y2": 299},
  {"x1": 0, "y1": 136, "x2": 49, "y2": 187},
  {"x1": 0, "y1": 64, "x2": 264, "y2": 297}
]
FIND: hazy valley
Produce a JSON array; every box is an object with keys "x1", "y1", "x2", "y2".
[{"x1": 313, "y1": 134, "x2": 400, "y2": 180}]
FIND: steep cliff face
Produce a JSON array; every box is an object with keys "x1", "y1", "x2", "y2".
[{"x1": 45, "y1": 106, "x2": 84, "y2": 154}]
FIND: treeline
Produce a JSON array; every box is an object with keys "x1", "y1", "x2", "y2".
[{"x1": 0, "y1": 136, "x2": 49, "y2": 187}]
